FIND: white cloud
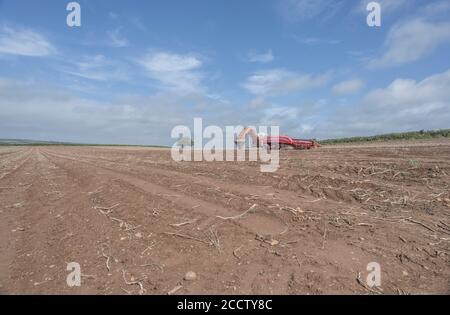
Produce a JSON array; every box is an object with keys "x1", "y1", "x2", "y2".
[
  {"x1": 61, "y1": 54, "x2": 130, "y2": 81},
  {"x1": 263, "y1": 105, "x2": 300, "y2": 120},
  {"x1": 248, "y1": 97, "x2": 268, "y2": 109},
  {"x1": 369, "y1": 18, "x2": 450, "y2": 68},
  {"x1": 332, "y1": 79, "x2": 364, "y2": 95},
  {"x1": 139, "y1": 52, "x2": 201, "y2": 72},
  {"x1": 244, "y1": 70, "x2": 450, "y2": 140},
  {"x1": 248, "y1": 50, "x2": 274, "y2": 63},
  {"x1": 4, "y1": 70, "x2": 447, "y2": 144},
  {"x1": 0, "y1": 26, "x2": 54, "y2": 57},
  {"x1": 243, "y1": 69, "x2": 330, "y2": 96},
  {"x1": 256, "y1": 99, "x2": 323, "y2": 137},
  {"x1": 137, "y1": 51, "x2": 204, "y2": 94},
  {"x1": 363, "y1": 71, "x2": 450, "y2": 110},
  {"x1": 107, "y1": 29, "x2": 128, "y2": 48},
  {"x1": 315, "y1": 69, "x2": 450, "y2": 138},
  {"x1": 299, "y1": 124, "x2": 314, "y2": 134},
  {"x1": 0, "y1": 79, "x2": 190, "y2": 145},
  {"x1": 0, "y1": 78, "x2": 259, "y2": 145}
]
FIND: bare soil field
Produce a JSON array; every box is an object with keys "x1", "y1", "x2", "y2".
[{"x1": 0, "y1": 142, "x2": 449, "y2": 295}]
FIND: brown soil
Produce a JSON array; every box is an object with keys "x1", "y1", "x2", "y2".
[{"x1": 0, "y1": 142, "x2": 449, "y2": 295}]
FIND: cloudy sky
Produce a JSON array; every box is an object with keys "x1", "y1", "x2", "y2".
[{"x1": 0, "y1": 0, "x2": 449, "y2": 145}]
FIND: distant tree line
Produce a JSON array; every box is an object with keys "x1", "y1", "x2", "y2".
[{"x1": 320, "y1": 129, "x2": 450, "y2": 145}]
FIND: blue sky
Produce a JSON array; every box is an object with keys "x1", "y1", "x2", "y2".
[{"x1": 1, "y1": 0, "x2": 450, "y2": 145}]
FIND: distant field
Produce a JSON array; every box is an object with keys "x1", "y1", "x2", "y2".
[
  {"x1": 320, "y1": 129, "x2": 450, "y2": 145},
  {"x1": 0, "y1": 139, "x2": 67, "y2": 146},
  {"x1": 0, "y1": 139, "x2": 168, "y2": 148}
]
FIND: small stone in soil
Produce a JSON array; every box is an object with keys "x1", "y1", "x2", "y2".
[{"x1": 184, "y1": 271, "x2": 197, "y2": 281}]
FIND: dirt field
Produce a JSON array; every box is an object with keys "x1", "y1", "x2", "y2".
[{"x1": 1, "y1": 142, "x2": 449, "y2": 295}]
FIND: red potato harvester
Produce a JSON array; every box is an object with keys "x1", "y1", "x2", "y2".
[{"x1": 235, "y1": 127, "x2": 321, "y2": 150}]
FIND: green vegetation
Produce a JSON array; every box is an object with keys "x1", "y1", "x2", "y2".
[{"x1": 320, "y1": 129, "x2": 450, "y2": 145}]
